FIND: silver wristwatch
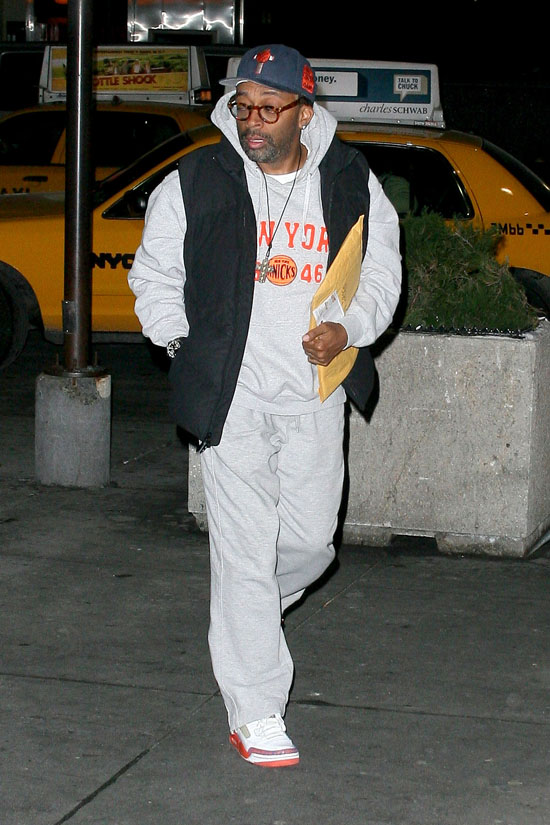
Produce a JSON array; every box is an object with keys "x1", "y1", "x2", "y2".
[{"x1": 166, "y1": 337, "x2": 184, "y2": 358}]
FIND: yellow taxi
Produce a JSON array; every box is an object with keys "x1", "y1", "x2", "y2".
[
  {"x1": 0, "y1": 101, "x2": 210, "y2": 194},
  {"x1": 313, "y1": 58, "x2": 550, "y2": 309},
  {"x1": 0, "y1": 123, "x2": 219, "y2": 366},
  {"x1": 344, "y1": 123, "x2": 550, "y2": 300},
  {"x1": 0, "y1": 59, "x2": 549, "y2": 368},
  {"x1": 0, "y1": 43, "x2": 212, "y2": 194}
]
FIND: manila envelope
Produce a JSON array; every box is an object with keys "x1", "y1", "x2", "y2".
[{"x1": 309, "y1": 214, "x2": 364, "y2": 402}]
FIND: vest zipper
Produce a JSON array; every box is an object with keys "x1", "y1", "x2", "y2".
[{"x1": 198, "y1": 433, "x2": 212, "y2": 453}]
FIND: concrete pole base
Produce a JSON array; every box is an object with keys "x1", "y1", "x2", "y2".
[{"x1": 35, "y1": 370, "x2": 111, "y2": 487}]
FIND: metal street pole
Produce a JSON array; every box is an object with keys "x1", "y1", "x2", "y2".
[
  {"x1": 35, "y1": 0, "x2": 112, "y2": 488},
  {"x1": 63, "y1": 0, "x2": 94, "y2": 372}
]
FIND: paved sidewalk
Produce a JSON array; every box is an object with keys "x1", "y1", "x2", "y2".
[{"x1": 2, "y1": 333, "x2": 550, "y2": 825}]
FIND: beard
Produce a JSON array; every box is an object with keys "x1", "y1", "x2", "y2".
[{"x1": 238, "y1": 127, "x2": 297, "y2": 166}]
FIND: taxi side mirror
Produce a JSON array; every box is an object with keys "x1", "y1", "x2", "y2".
[
  {"x1": 122, "y1": 189, "x2": 148, "y2": 218},
  {"x1": 103, "y1": 189, "x2": 148, "y2": 219}
]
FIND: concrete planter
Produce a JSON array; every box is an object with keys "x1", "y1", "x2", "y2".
[
  {"x1": 188, "y1": 319, "x2": 550, "y2": 558},
  {"x1": 343, "y1": 319, "x2": 550, "y2": 557}
]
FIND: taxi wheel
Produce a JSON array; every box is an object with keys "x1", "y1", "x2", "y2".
[
  {"x1": 0, "y1": 278, "x2": 28, "y2": 369},
  {"x1": 511, "y1": 267, "x2": 550, "y2": 317},
  {"x1": 529, "y1": 282, "x2": 550, "y2": 317}
]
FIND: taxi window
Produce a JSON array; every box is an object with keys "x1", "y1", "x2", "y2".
[
  {"x1": 349, "y1": 142, "x2": 473, "y2": 219},
  {"x1": 0, "y1": 110, "x2": 65, "y2": 164},
  {"x1": 96, "y1": 128, "x2": 210, "y2": 216},
  {"x1": 102, "y1": 160, "x2": 181, "y2": 219},
  {"x1": 92, "y1": 112, "x2": 181, "y2": 170}
]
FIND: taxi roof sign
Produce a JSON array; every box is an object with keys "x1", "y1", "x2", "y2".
[
  {"x1": 223, "y1": 56, "x2": 444, "y2": 128},
  {"x1": 39, "y1": 45, "x2": 211, "y2": 105},
  {"x1": 310, "y1": 59, "x2": 444, "y2": 128}
]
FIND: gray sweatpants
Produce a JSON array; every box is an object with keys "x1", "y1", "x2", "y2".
[{"x1": 200, "y1": 401, "x2": 345, "y2": 731}]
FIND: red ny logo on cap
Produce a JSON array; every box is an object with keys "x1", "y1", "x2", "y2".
[
  {"x1": 253, "y1": 48, "x2": 274, "y2": 75},
  {"x1": 302, "y1": 65, "x2": 315, "y2": 96}
]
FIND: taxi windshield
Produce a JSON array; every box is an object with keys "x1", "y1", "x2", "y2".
[{"x1": 92, "y1": 131, "x2": 196, "y2": 208}]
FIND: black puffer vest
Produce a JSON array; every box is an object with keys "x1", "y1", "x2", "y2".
[{"x1": 169, "y1": 134, "x2": 374, "y2": 447}]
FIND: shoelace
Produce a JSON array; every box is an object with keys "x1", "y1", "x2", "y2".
[{"x1": 251, "y1": 714, "x2": 286, "y2": 740}]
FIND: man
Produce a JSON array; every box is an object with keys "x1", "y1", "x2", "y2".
[{"x1": 128, "y1": 44, "x2": 401, "y2": 767}]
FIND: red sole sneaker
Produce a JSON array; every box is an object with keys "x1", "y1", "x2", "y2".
[{"x1": 229, "y1": 732, "x2": 300, "y2": 767}]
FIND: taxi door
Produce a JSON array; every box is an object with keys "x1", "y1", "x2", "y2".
[
  {"x1": 0, "y1": 166, "x2": 61, "y2": 194},
  {"x1": 0, "y1": 162, "x2": 67, "y2": 194}
]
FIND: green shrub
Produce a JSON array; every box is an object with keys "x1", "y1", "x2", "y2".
[{"x1": 399, "y1": 212, "x2": 540, "y2": 333}]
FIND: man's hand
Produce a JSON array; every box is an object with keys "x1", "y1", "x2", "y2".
[{"x1": 302, "y1": 322, "x2": 348, "y2": 366}]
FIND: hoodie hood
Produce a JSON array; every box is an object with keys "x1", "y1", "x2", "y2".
[{"x1": 210, "y1": 90, "x2": 338, "y2": 180}]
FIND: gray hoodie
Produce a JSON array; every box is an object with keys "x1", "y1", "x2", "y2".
[{"x1": 128, "y1": 92, "x2": 402, "y2": 413}]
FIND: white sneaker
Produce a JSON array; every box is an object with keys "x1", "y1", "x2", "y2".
[{"x1": 229, "y1": 714, "x2": 299, "y2": 767}]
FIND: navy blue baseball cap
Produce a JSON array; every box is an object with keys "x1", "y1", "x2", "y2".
[{"x1": 220, "y1": 44, "x2": 316, "y2": 103}]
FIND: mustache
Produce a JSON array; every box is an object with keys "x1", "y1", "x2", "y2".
[{"x1": 241, "y1": 129, "x2": 274, "y2": 145}]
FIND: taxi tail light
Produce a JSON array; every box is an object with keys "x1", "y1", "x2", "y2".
[{"x1": 191, "y1": 88, "x2": 212, "y2": 104}]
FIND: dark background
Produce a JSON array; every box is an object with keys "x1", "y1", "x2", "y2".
[
  {"x1": 241, "y1": 1, "x2": 549, "y2": 182},
  {"x1": 3, "y1": 0, "x2": 548, "y2": 181}
]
